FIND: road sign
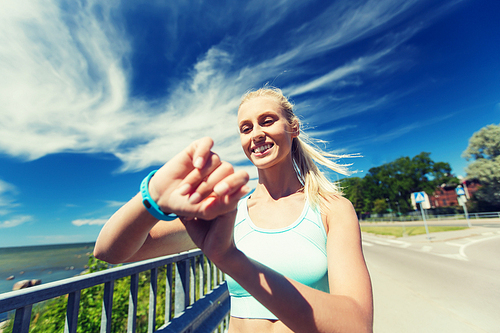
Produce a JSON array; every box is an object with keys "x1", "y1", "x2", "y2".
[
  {"x1": 413, "y1": 192, "x2": 426, "y2": 203},
  {"x1": 456, "y1": 187, "x2": 465, "y2": 196}
]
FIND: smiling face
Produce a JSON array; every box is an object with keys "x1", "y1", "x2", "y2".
[{"x1": 238, "y1": 96, "x2": 298, "y2": 170}]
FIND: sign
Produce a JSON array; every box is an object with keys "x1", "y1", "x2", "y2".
[
  {"x1": 413, "y1": 192, "x2": 426, "y2": 203},
  {"x1": 411, "y1": 191, "x2": 430, "y2": 209},
  {"x1": 456, "y1": 187, "x2": 465, "y2": 196}
]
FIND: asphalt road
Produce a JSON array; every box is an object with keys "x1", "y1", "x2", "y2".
[{"x1": 362, "y1": 227, "x2": 500, "y2": 333}]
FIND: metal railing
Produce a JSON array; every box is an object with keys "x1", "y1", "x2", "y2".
[
  {"x1": 361, "y1": 211, "x2": 500, "y2": 223},
  {"x1": 0, "y1": 249, "x2": 230, "y2": 333}
]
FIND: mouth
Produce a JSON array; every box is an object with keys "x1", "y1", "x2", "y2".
[{"x1": 252, "y1": 143, "x2": 273, "y2": 155}]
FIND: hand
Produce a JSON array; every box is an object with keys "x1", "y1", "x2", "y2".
[
  {"x1": 148, "y1": 137, "x2": 250, "y2": 220},
  {"x1": 180, "y1": 210, "x2": 239, "y2": 266}
]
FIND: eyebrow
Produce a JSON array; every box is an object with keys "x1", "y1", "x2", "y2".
[{"x1": 238, "y1": 110, "x2": 279, "y2": 126}]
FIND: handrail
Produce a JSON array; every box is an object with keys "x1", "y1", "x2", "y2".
[{"x1": 0, "y1": 249, "x2": 230, "y2": 333}]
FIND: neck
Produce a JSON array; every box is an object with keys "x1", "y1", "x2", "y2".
[{"x1": 254, "y1": 156, "x2": 303, "y2": 200}]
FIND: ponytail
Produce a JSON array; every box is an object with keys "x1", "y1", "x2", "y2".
[{"x1": 292, "y1": 134, "x2": 351, "y2": 210}]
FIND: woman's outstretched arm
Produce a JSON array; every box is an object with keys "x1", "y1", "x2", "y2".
[{"x1": 94, "y1": 137, "x2": 250, "y2": 264}]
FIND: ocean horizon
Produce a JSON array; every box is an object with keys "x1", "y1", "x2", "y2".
[{"x1": 0, "y1": 241, "x2": 96, "y2": 295}]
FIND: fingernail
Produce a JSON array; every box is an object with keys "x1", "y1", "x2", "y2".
[
  {"x1": 189, "y1": 192, "x2": 201, "y2": 204},
  {"x1": 214, "y1": 182, "x2": 229, "y2": 196},
  {"x1": 242, "y1": 185, "x2": 251, "y2": 194},
  {"x1": 178, "y1": 183, "x2": 191, "y2": 195},
  {"x1": 193, "y1": 157, "x2": 204, "y2": 169}
]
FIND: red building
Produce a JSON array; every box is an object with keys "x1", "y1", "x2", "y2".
[{"x1": 432, "y1": 180, "x2": 480, "y2": 208}]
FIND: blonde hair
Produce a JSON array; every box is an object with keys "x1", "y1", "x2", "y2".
[{"x1": 239, "y1": 87, "x2": 352, "y2": 210}]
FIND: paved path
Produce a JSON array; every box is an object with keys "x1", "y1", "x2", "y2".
[{"x1": 362, "y1": 227, "x2": 500, "y2": 332}]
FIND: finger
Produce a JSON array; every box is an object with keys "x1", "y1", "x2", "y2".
[
  {"x1": 178, "y1": 151, "x2": 222, "y2": 196},
  {"x1": 190, "y1": 137, "x2": 214, "y2": 169},
  {"x1": 189, "y1": 161, "x2": 235, "y2": 204},
  {"x1": 225, "y1": 185, "x2": 252, "y2": 205},
  {"x1": 200, "y1": 185, "x2": 251, "y2": 220},
  {"x1": 213, "y1": 170, "x2": 250, "y2": 196}
]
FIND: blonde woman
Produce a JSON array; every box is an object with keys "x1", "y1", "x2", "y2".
[{"x1": 94, "y1": 87, "x2": 373, "y2": 332}]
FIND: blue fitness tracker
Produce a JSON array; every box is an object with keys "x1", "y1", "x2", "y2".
[{"x1": 140, "y1": 170, "x2": 179, "y2": 221}]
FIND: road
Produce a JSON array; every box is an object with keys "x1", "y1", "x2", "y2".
[{"x1": 362, "y1": 227, "x2": 500, "y2": 333}]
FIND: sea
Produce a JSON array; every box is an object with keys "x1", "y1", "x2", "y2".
[{"x1": 0, "y1": 242, "x2": 95, "y2": 322}]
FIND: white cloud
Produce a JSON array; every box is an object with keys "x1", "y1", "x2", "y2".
[
  {"x1": 0, "y1": 179, "x2": 33, "y2": 226},
  {"x1": 72, "y1": 218, "x2": 108, "y2": 226},
  {"x1": 0, "y1": 216, "x2": 32, "y2": 228},
  {"x1": 0, "y1": 0, "x2": 461, "y2": 174},
  {"x1": 105, "y1": 200, "x2": 127, "y2": 208}
]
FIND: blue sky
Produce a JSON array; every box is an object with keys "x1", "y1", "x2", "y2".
[{"x1": 0, "y1": 0, "x2": 498, "y2": 247}]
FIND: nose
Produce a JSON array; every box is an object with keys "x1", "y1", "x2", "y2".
[{"x1": 252, "y1": 125, "x2": 265, "y2": 141}]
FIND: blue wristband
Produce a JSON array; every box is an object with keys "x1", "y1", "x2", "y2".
[{"x1": 140, "y1": 170, "x2": 178, "y2": 221}]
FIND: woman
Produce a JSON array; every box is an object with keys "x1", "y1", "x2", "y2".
[{"x1": 94, "y1": 87, "x2": 373, "y2": 333}]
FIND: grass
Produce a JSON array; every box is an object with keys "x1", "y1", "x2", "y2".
[{"x1": 360, "y1": 226, "x2": 468, "y2": 238}]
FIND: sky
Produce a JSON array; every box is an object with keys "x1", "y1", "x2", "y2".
[{"x1": 0, "y1": 0, "x2": 498, "y2": 247}]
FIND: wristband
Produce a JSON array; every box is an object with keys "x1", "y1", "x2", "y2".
[{"x1": 140, "y1": 170, "x2": 179, "y2": 221}]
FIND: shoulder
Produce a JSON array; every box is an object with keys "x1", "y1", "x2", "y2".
[{"x1": 320, "y1": 195, "x2": 358, "y2": 234}]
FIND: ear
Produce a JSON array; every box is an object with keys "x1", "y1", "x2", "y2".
[{"x1": 291, "y1": 119, "x2": 300, "y2": 138}]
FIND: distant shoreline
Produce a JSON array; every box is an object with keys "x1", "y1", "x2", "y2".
[
  {"x1": 0, "y1": 242, "x2": 96, "y2": 295},
  {"x1": 0, "y1": 241, "x2": 96, "y2": 251}
]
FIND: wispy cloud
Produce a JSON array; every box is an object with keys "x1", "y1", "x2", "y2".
[
  {"x1": 0, "y1": 216, "x2": 32, "y2": 229},
  {"x1": 0, "y1": 0, "x2": 461, "y2": 175},
  {"x1": 352, "y1": 112, "x2": 456, "y2": 147},
  {"x1": 0, "y1": 179, "x2": 32, "y2": 227},
  {"x1": 72, "y1": 218, "x2": 108, "y2": 227}
]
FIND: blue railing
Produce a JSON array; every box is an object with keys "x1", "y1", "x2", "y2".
[{"x1": 0, "y1": 249, "x2": 230, "y2": 333}]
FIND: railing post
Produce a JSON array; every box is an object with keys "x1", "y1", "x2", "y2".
[
  {"x1": 128, "y1": 273, "x2": 139, "y2": 333},
  {"x1": 13, "y1": 305, "x2": 32, "y2": 333},
  {"x1": 101, "y1": 280, "x2": 114, "y2": 333},
  {"x1": 206, "y1": 258, "x2": 212, "y2": 292},
  {"x1": 165, "y1": 263, "x2": 173, "y2": 322},
  {"x1": 190, "y1": 258, "x2": 196, "y2": 305},
  {"x1": 174, "y1": 260, "x2": 190, "y2": 317},
  {"x1": 198, "y1": 255, "x2": 204, "y2": 299},
  {"x1": 148, "y1": 267, "x2": 158, "y2": 333},
  {"x1": 64, "y1": 290, "x2": 81, "y2": 333}
]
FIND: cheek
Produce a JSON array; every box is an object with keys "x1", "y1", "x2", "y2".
[{"x1": 240, "y1": 135, "x2": 250, "y2": 152}]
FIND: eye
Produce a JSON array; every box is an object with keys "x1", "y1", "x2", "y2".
[
  {"x1": 262, "y1": 117, "x2": 275, "y2": 126},
  {"x1": 240, "y1": 125, "x2": 251, "y2": 134}
]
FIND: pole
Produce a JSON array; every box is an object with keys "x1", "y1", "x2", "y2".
[
  {"x1": 396, "y1": 201, "x2": 406, "y2": 236},
  {"x1": 420, "y1": 203, "x2": 430, "y2": 239},
  {"x1": 459, "y1": 196, "x2": 472, "y2": 227},
  {"x1": 463, "y1": 203, "x2": 471, "y2": 227},
  {"x1": 385, "y1": 198, "x2": 393, "y2": 223}
]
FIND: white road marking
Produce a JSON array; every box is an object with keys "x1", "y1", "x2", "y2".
[
  {"x1": 445, "y1": 242, "x2": 464, "y2": 247},
  {"x1": 459, "y1": 235, "x2": 500, "y2": 259},
  {"x1": 437, "y1": 253, "x2": 469, "y2": 261},
  {"x1": 421, "y1": 246, "x2": 432, "y2": 252}
]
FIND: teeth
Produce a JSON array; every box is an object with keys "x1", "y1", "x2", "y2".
[{"x1": 254, "y1": 144, "x2": 272, "y2": 154}]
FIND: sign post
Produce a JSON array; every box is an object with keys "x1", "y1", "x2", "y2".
[
  {"x1": 456, "y1": 186, "x2": 471, "y2": 227},
  {"x1": 413, "y1": 192, "x2": 430, "y2": 239}
]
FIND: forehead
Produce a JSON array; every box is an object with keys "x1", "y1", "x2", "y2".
[{"x1": 237, "y1": 97, "x2": 283, "y2": 122}]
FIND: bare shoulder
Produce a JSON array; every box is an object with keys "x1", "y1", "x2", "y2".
[{"x1": 321, "y1": 195, "x2": 359, "y2": 233}]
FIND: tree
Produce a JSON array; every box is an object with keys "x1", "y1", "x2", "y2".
[
  {"x1": 341, "y1": 152, "x2": 459, "y2": 215},
  {"x1": 462, "y1": 124, "x2": 500, "y2": 210},
  {"x1": 372, "y1": 198, "x2": 388, "y2": 215},
  {"x1": 340, "y1": 176, "x2": 365, "y2": 217}
]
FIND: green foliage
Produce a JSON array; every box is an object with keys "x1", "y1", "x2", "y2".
[
  {"x1": 341, "y1": 152, "x2": 459, "y2": 216},
  {"x1": 462, "y1": 124, "x2": 500, "y2": 210},
  {"x1": 372, "y1": 199, "x2": 388, "y2": 215}
]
